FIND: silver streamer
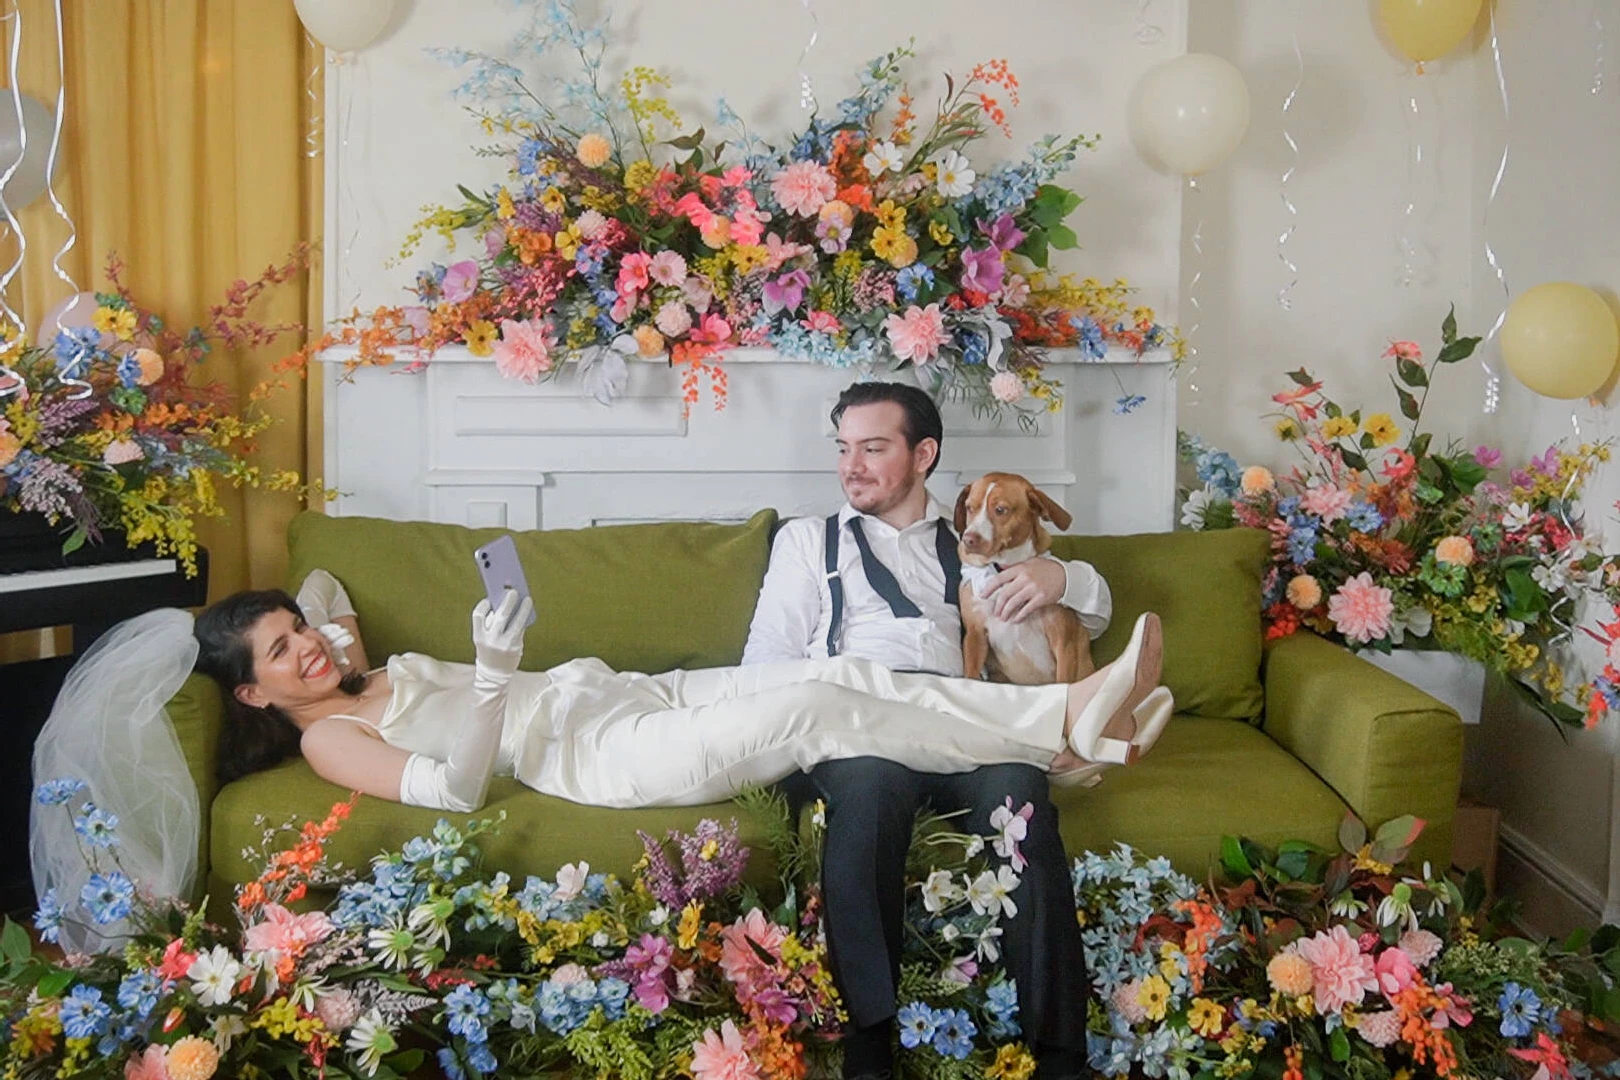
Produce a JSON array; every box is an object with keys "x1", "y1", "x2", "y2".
[
  {"x1": 797, "y1": 0, "x2": 818, "y2": 112},
  {"x1": 1480, "y1": 0, "x2": 1509, "y2": 414},
  {"x1": 1276, "y1": 31, "x2": 1302, "y2": 310},
  {"x1": 1183, "y1": 176, "x2": 1202, "y2": 407}
]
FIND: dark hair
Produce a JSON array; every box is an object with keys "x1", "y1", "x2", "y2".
[
  {"x1": 829, "y1": 382, "x2": 944, "y2": 477},
  {"x1": 194, "y1": 588, "x2": 365, "y2": 785}
]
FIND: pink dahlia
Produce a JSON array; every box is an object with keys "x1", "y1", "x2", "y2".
[
  {"x1": 691, "y1": 1019, "x2": 760, "y2": 1080},
  {"x1": 1398, "y1": 929, "x2": 1442, "y2": 967},
  {"x1": 883, "y1": 303, "x2": 949, "y2": 363},
  {"x1": 125, "y1": 1045, "x2": 170, "y2": 1080},
  {"x1": 771, "y1": 160, "x2": 837, "y2": 218},
  {"x1": 654, "y1": 302, "x2": 693, "y2": 338},
  {"x1": 243, "y1": 903, "x2": 333, "y2": 956},
  {"x1": 1300, "y1": 483, "x2": 1354, "y2": 523},
  {"x1": 493, "y1": 318, "x2": 554, "y2": 382},
  {"x1": 1293, "y1": 925, "x2": 1378, "y2": 1014},
  {"x1": 1327, "y1": 573, "x2": 1394, "y2": 644},
  {"x1": 1357, "y1": 1009, "x2": 1402, "y2": 1048},
  {"x1": 719, "y1": 908, "x2": 787, "y2": 991}
]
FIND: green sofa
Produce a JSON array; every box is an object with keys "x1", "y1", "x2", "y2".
[{"x1": 164, "y1": 511, "x2": 1464, "y2": 915}]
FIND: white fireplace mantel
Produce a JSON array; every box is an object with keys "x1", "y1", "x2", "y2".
[{"x1": 315, "y1": 345, "x2": 1179, "y2": 535}]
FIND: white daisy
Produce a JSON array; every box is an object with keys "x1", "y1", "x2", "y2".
[
  {"x1": 346, "y1": 1009, "x2": 397, "y2": 1077},
  {"x1": 921, "y1": 870, "x2": 964, "y2": 914},
  {"x1": 187, "y1": 945, "x2": 242, "y2": 1007},
  {"x1": 366, "y1": 924, "x2": 416, "y2": 971},
  {"x1": 933, "y1": 150, "x2": 976, "y2": 198},
  {"x1": 862, "y1": 139, "x2": 904, "y2": 176}
]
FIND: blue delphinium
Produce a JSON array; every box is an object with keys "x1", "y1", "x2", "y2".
[
  {"x1": 1287, "y1": 524, "x2": 1319, "y2": 566},
  {"x1": 931, "y1": 1008, "x2": 978, "y2": 1060},
  {"x1": 444, "y1": 984, "x2": 492, "y2": 1044},
  {"x1": 34, "y1": 888, "x2": 64, "y2": 944},
  {"x1": 1115, "y1": 395, "x2": 1147, "y2": 416},
  {"x1": 895, "y1": 264, "x2": 935, "y2": 303},
  {"x1": 1346, "y1": 501, "x2": 1384, "y2": 533},
  {"x1": 1195, "y1": 449, "x2": 1243, "y2": 498},
  {"x1": 1498, "y1": 981, "x2": 1542, "y2": 1039},
  {"x1": 80, "y1": 871, "x2": 135, "y2": 925},
  {"x1": 896, "y1": 1001, "x2": 938, "y2": 1049},
  {"x1": 59, "y1": 985, "x2": 112, "y2": 1040},
  {"x1": 73, "y1": 804, "x2": 120, "y2": 848},
  {"x1": 984, "y1": 980, "x2": 1021, "y2": 1038},
  {"x1": 35, "y1": 777, "x2": 86, "y2": 806},
  {"x1": 117, "y1": 969, "x2": 163, "y2": 1018}
]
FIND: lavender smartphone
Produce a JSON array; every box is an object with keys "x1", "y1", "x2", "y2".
[{"x1": 473, "y1": 534, "x2": 538, "y2": 628}]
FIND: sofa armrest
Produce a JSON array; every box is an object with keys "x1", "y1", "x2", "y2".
[
  {"x1": 165, "y1": 672, "x2": 225, "y2": 905},
  {"x1": 1262, "y1": 632, "x2": 1463, "y2": 868}
]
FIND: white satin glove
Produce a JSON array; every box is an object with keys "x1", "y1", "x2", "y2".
[
  {"x1": 296, "y1": 568, "x2": 357, "y2": 629},
  {"x1": 471, "y1": 590, "x2": 532, "y2": 684},
  {"x1": 316, "y1": 623, "x2": 356, "y2": 666},
  {"x1": 397, "y1": 592, "x2": 533, "y2": 814}
]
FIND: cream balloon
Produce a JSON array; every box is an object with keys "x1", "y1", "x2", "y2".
[
  {"x1": 1500, "y1": 282, "x2": 1619, "y2": 400},
  {"x1": 1377, "y1": 0, "x2": 1484, "y2": 64},
  {"x1": 1128, "y1": 54, "x2": 1251, "y2": 177},
  {"x1": 0, "y1": 93, "x2": 59, "y2": 214},
  {"x1": 293, "y1": 0, "x2": 396, "y2": 53}
]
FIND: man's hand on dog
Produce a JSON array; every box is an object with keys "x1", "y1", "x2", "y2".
[{"x1": 984, "y1": 557, "x2": 1067, "y2": 623}]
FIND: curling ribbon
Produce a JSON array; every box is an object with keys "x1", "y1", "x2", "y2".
[
  {"x1": 1182, "y1": 176, "x2": 1203, "y2": 408},
  {"x1": 1479, "y1": 0, "x2": 1510, "y2": 414},
  {"x1": 796, "y1": 0, "x2": 818, "y2": 112},
  {"x1": 1276, "y1": 30, "x2": 1302, "y2": 310}
]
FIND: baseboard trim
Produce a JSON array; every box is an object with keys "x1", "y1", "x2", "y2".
[{"x1": 1498, "y1": 822, "x2": 1605, "y2": 921}]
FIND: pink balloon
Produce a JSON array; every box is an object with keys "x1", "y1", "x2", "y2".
[{"x1": 34, "y1": 290, "x2": 99, "y2": 348}]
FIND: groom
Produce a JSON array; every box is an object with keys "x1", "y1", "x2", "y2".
[{"x1": 742, "y1": 381, "x2": 1110, "y2": 1080}]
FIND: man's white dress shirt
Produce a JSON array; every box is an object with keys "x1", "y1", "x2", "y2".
[{"x1": 741, "y1": 495, "x2": 1112, "y2": 676}]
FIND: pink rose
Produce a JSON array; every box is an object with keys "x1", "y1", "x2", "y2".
[
  {"x1": 1374, "y1": 946, "x2": 1418, "y2": 996},
  {"x1": 1300, "y1": 483, "x2": 1354, "y2": 524},
  {"x1": 654, "y1": 302, "x2": 693, "y2": 338},
  {"x1": 492, "y1": 318, "x2": 554, "y2": 383},
  {"x1": 1327, "y1": 572, "x2": 1394, "y2": 645}
]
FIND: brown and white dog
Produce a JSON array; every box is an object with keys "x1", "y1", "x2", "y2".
[{"x1": 954, "y1": 472, "x2": 1095, "y2": 685}]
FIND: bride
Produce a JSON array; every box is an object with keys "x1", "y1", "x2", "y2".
[{"x1": 197, "y1": 569, "x2": 1175, "y2": 813}]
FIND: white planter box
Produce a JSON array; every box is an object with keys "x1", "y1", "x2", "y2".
[{"x1": 1358, "y1": 648, "x2": 1486, "y2": 726}]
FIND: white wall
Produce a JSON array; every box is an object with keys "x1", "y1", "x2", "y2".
[
  {"x1": 1180, "y1": 0, "x2": 1489, "y2": 468},
  {"x1": 330, "y1": 0, "x2": 1186, "y2": 330},
  {"x1": 1458, "y1": 0, "x2": 1620, "y2": 935}
]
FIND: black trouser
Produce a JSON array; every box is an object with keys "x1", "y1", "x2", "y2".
[{"x1": 808, "y1": 757, "x2": 1092, "y2": 1054}]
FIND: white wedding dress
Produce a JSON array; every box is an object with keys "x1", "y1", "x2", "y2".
[{"x1": 363, "y1": 652, "x2": 1069, "y2": 809}]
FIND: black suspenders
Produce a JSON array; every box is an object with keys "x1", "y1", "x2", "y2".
[{"x1": 823, "y1": 514, "x2": 962, "y2": 656}]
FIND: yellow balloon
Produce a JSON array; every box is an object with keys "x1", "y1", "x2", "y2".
[
  {"x1": 1501, "y1": 283, "x2": 1620, "y2": 400},
  {"x1": 1378, "y1": 0, "x2": 1484, "y2": 64}
]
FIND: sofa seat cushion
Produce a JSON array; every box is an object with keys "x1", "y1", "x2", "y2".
[
  {"x1": 1054, "y1": 716, "x2": 1348, "y2": 875},
  {"x1": 209, "y1": 761, "x2": 785, "y2": 903},
  {"x1": 1049, "y1": 529, "x2": 1269, "y2": 721},
  {"x1": 284, "y1": 509, "x2": 778, "y2": 674}
]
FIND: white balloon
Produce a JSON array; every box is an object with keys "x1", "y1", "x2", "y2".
[
  {"x1": 1129, "y1": 54, "x2": 1251, "y2": 177},
  {"x1": 293, "y1": 0, "x2": 396, "y2": 53},
  {"x1": 0, "y1": 93, "x2": 59, "y2": 214}
]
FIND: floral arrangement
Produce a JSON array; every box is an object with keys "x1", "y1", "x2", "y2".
[
  {"x1": 0, "y1": 249, "x2": 321, "y2": 574},
  {"x1": 13, "y1": 776, "x2": 1619, "y2": 1080},
  {"x1": 1180, "y1": 308, "x2": 1620, "y2": 729},
  {"x1": 302, "y1": 0, "x2": 1176, "y2": 418},
  {"x1": 1079, "y1": 815, "x2": 1620, "y2": 1080}
]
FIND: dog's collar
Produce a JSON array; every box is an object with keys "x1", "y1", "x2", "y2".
[{"x1": 960, "y1": 562, "x2": 1002, "y2": 597}]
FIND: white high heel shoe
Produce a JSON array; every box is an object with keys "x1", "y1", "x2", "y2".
[
  {"x1": 1064, "y1": 612, "x2": 1163, "y2": 765},
  {"x1": 1052, "y1": 686, "x2": 1175, "y2": 789}
]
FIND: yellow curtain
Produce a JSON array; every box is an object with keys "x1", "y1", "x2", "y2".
[{"x1": 2, "y1": 0, "x2": 322, "y2": 659}]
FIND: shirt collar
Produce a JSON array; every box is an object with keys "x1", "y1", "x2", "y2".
[{"x1": 837, "y1": 491, "x2": 952, "y2": 533}]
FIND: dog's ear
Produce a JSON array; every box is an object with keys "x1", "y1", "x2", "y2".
[
  {"x1": 1029, "y1": 486, "x2": 1073, "y2": 531},
  {"x1": 954, "y1": 484, "x2": 973, "y2": 533}
]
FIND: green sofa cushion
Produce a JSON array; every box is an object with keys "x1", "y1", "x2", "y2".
[
  {"x1": 1049, "y1": 529, "x2": 1269, "y2": 720},
  {"x1": 284, "y1": 509, "x2": 778, "y2": 673},
  {"x1": 1055, "y1": 715, "x2": 1348, "y2": 873}
]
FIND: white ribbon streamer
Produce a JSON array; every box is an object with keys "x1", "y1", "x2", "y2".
[
  {"x1": 1394, "y1": 72, "x2": 1436, "y2": 291},
  {"x1": 43, "y1": 0, "x2": 88, "y2": 400},
  {"x1": 304, "y1": 30, "x2": 323, "y2": 159},
  {"x1": 0, "y1": 3, "x2": 30, "y2": 346},
  {"x1": 1479, "y1": 0, "x2": 1509, "y2": 415},
  {"x1": 1133, "y1": 0, "x2": 1164, "y2": 45},
  {"x1": 796, "y1": 0, "x2": 818, "y2": 112},
  {"x1": 1592, "y1": 0, "x2": 1607, "y2": 95},
  {"x1": 1182, "y1": 176, "x2": 1202, "y2": 407},
  {"x1": 1276, "y1": 31, "x2": 1302, "y2": 310}
]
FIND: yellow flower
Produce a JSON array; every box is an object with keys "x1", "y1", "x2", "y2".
[
  {"x1": 728, "y1": 244, "x2": 769, "y2": 275},
  {"x1": 1137, "y1": 974, "x2": 1172, "y2": 1021},
  {"x1": 1275, "y1": 418, "x2": 1300, "y2": 440},
  {"x1": 1240, "y1": 466, "x2": 1275, "y2": 495},
  {"x1": 699, "y1": 838, "x2": 719, "y2": 861},
  {"x1": 928, "y1": 219, "x2": 954, "y2": 246},
  {"x1": 1159, "y1": 942, "x2": 1186, "y2": 982},
  {"x1": 870, "y1": 225, "x2": 918, "y2": 268},
  {"x1": 576, "y1": 132, "x2": 613, "y2": 168},
  {"x1": 0, "y1": 428, "x2": 19, "y2": 469},
  {"x1": 1286, "y1": 574, "x2": 1322, "y2": 610},
  {"x1": 554, "y1": 224, "x2": 584, "y2": 260},
  {"x1": 496, "y1": 187, "x2": 516, "y2": 221},
  {"x1": 986, "y1": 1043, "x2": 1037, "y2": 1080},
  {"x1": 1189, "y1": 997, "x2": 1226, "y2": 1038},
  {"x1": 541, "y1": 186, "x2": 566, "y2": 213},
  {"x1": 1321, "y1": 415, "x2": 1357, "y2": 438},
  {"x1": 92, "y1": 305, "x2": 138, "y2": 340},
  {"x1": 623, "y1": 159, "x2": 657, "y2": 194},
  {"x1": 677, "y1": 900, "x2": 703, "y2": 949},
  {"x1": 1352, "y1": 844, "x2": 1395, "y2": 875},
  {"x1": 1434, "y1": 535, "x2": 1474, "y2": 567},
  {"x1": 1363, "y1": 412, "x2": 1400, "y2": 447},
  {"x1": 464, "y1": 320, "x2": 498, "y2": 357},
  {"x1": 874, "y1": 198, "x2": 906, "y2": 230}
]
